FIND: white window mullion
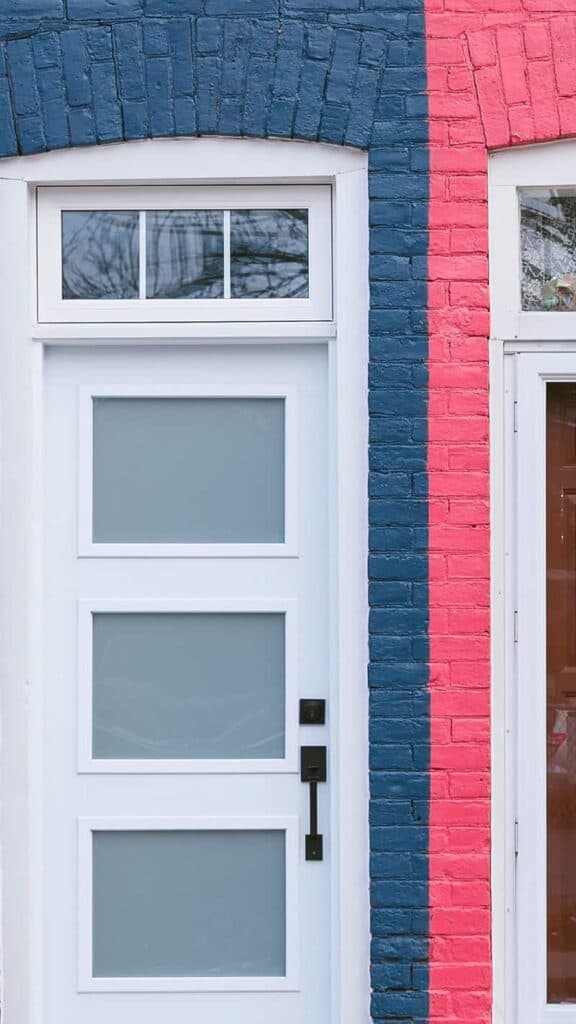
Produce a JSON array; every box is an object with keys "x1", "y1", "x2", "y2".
[
  {"x1": 223, "y1": 209, "x2": 231, "y2": 300},
  {"x1": 139, "y1": 210, "x2": 146, "y2": 300}
]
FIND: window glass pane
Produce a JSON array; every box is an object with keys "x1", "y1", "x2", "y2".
[
  {"x1": 92, "y1": 397, "x2": 285, "y2": 544},
  {"x1": 93, "y1": 612, "x2": 285, "y2": 760},
  {"x1": 62, "y1": 211, "x2": 139, "y2": 300},
  {"x1": 230, "y1": 210, "x2": 308, "y2": 298},
  {"x1": 547, "y1": 383, "x2": 576, "y2": 1002},
  {"x1": 146, "y1": 210, "x2": 224, "y2": 299},
  {"x1": 92, "y1": 830, "x2": 286, "y2": 977},
  {"x1": 521, "y1": 192, "x2": 576, "y2": 311}
]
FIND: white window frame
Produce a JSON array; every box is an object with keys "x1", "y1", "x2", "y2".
[
  {"x1": 0, "y1": 137, "x2": 369, "y2": 1024},
  {"x1": 490, "y1": 140, "x2": 576, "y2": 341},
  {"x1": 37, "y1": 184, "x2": 332, "y2": 324},
  {"x1": 489, "y1": 140, "x2": 576, "y2": 1024}
]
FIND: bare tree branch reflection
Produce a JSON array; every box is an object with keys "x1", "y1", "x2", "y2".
[
  {"x1": 231, "y1": 210, "x2": 308, "y2": 298},
  {"x1": 61, "y1": 207, "x2": 310, "y2": 303},
  {"x1": 146, "y1": 211, "x2": 224, "y2": 298},
  {"x1": 522, "y1": 195, "x2": 576, "y2": 311},
  {"x1": 62, "y1": 211, "x2": 139, "y2": 300}
]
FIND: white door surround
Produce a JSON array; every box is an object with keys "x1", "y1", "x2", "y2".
[
  {"x1": 0, "y1": 138, "x2": 369, "y2": 1024},
  {"x1": 489, "y1": 142, "x2": 576, "y2": 1024}
]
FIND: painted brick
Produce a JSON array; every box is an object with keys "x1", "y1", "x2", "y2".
[
  {"x1": 0, "y1": 0, "x2": 63, "y2": 14},
  {"x1": 0, "y1": 7, "x2": 430, "y2": 1024},
  {"x1": 68, "y1": 0, "x2": 143, "y2": 17}
]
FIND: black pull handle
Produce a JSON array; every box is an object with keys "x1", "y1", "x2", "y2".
[{"x1": 301, "y1": 745, "x2": 327, "y2": 861}]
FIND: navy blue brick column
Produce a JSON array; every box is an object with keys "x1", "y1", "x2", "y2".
[{"x1": 0, "y1": 3, "x2": 429, "y2": 1021}]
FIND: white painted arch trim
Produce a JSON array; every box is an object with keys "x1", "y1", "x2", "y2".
[{"x1": 0, "y1": 136, "x2": 370, "y2": 1024}]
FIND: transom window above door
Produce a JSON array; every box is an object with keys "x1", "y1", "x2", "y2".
[{"x1": 36, "y1": 185, "x2": 332, "y2": 323}]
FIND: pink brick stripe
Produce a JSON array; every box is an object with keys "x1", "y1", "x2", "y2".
[{"x1": 425, "y1": 4, "x2": 576, "y2": 1023}]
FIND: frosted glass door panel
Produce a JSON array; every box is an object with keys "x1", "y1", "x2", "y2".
[
  {"x1": 92, "y1": 830, "x2": 286, "y2": 978},
  {"x1": 92, "y1": 612, "x2": 285, "y2": 760},
  {"x1": 92, "y1": 397, "x2": 285, "y2": 543}
]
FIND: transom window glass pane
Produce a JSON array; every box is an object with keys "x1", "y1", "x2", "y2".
[
  {"x1": 146, "y1": 210, "x2": 224, "y2": 298},
  {"x1": 61, "y1": 208, "x2": 309, "y2": 302},
  {"x1": 62, "y1": 211, "x2": 139, "y2": 300},
  {"x1": 92, "y1": 830, "x2": 286, "y2": 977},
  {"x1": 230, "y1": 210, "x2": 309, "y2": 298},
  {"x1": 92, "y1": 396, "x2": 285, "y2": 544},
  {"x1": 92, "y1": 612, "x2": 286, "y2": 760},
  {"x1": 521, "y1": 191, "x2": 576, "y2": 311}
]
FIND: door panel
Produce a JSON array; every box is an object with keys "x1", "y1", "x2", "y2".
[{"x1": 43, "y1": 343, "x2": 330, "y2": 1024}]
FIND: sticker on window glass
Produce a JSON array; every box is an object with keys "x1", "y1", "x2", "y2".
[
  {"x1": 62, "y1": 211, "x2": 140, "y2": 300},
  {"x1": 521, "y1": 192, "x2": 576, "y2": 312}
]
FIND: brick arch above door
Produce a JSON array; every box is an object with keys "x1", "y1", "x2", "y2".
[
  {"x1": 0, "y1": 13, "x2": 424, "y2": 157},
  {"x1": 464, "y1": 16, "x2": 576, "y2": 149}
]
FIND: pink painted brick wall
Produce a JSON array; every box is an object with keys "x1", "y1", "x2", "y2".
[{"x1": 425, "y1": 5, "x2": 576, "y2": 1022}]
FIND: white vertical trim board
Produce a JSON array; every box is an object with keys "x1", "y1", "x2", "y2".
[{"x1": 0, "y1": 138, "x2": 370, "y2": 1024}]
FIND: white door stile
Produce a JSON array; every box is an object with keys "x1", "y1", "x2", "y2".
[{"x1": 0, "y1": 139, "x2": 369, "y2": 1024}]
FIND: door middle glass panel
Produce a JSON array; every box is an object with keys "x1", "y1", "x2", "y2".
[{"x1": 92, "y1": 612, "x2": 285, "y2": 760}]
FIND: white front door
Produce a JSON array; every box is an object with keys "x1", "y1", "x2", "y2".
[{"x1": 42, "y1": 341, "x2": 331, "y2": 1024}]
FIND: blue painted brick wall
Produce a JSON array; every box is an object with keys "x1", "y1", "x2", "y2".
[{"x1": 0, "y1": 3, "x2": 429, "y2": 1021}]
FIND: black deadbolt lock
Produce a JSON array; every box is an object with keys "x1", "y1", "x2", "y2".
[{"x1": 299, "y1": 698, "x2": 326, "y2": 726}]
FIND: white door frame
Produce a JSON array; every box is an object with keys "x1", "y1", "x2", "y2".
[
  {"x1": 493, "y1": 342, "x2": 576, "y2": 1024},
  {"x1": 0, "y1": 137, "x2": 369, "y2": 1024}
]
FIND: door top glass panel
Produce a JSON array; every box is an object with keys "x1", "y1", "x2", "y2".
[{"x1": 88, "y1": 394, "x2": 287, "y2": 550}]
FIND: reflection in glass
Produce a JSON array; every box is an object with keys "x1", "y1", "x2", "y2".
[
  {"x1": 92, "y1": 830, "x2": 286, "y2": 977},
  {"x1": 230, "y1": 209, "x2": 308, "y2": 298},
  {"x1": 547, "y1": 383, "x2": 576, "y2": 1002},
  {"x1": 146, "y1": 210, "x2": 224, "y2": 298},
  {"x1": 521, "y1": 192, "x2": 576, "y2": 311},
  {"x1": 62, "y1": 211, "x2": 139, "y2": 300},
  {"x1": 92, "y1": 397, "x2": 285, "y2": 543},
  {"x1": 92, "y1": 612, "x2": 286, "y2": 759}
]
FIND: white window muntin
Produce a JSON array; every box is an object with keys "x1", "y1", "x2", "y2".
[
  {"x1": 490, "y1": 141, "x2": 576, "y2": 340},
  {"x1": 37, "y1": 184, "x2": 332, "y2": 324}
]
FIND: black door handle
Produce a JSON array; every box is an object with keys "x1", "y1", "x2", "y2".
[{"x1": 300, "y1": 745, "x2": 327, "y2": 861}]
